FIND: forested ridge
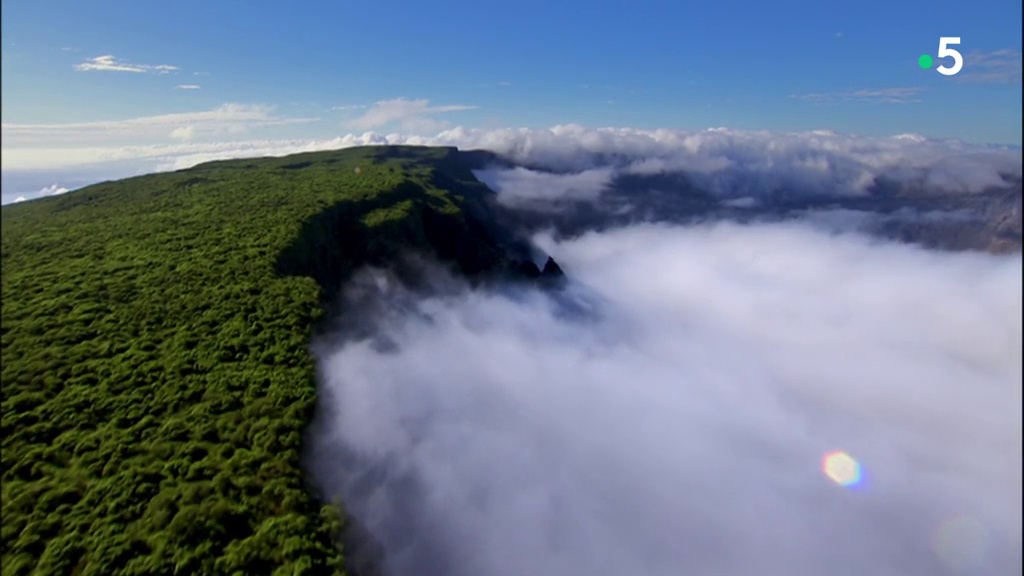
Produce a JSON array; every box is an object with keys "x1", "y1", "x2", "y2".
[{"x1": 0, "y1": 146, "x2": 527, "y2": 575}]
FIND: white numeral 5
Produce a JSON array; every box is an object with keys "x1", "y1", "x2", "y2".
[{"x1": 937, "y1": 37, "x2": 963, "y2": 76}]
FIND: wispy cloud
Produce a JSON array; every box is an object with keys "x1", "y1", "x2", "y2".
[
  {"x1": 332, "y1": 104, "x2": 367, "y2": 111},
  {"x1": 1, "y1": 103, "x2": 319, "y2": 146},
  {"x1": 345, "y1": 98, "x2": 477, "y2": 132},
  {"x1": 74, "y1": 54, "x2": 178, "y2": 74},
  {"x1": 499, "y1": 81, "x2": 512, "y2": 87},
  {"x1": 790, "y1": 87, "x2": 924, "y2": 105},
  {"x1": 174, "y1": 84, "x2": 201, "y2": 90},
  {"x1": 957, "y1": 49, "x2": 1023, "y2": 84},
  {"x1": 849, "y1": 87, "x2": 924, "y2": 102},
  {"x1": 835, "y1": 32, "x2": 845, "y2": 39}
]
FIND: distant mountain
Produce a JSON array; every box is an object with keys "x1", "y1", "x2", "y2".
[{"x1": 466, "y1": 153, "x2": 1023, "y2": 254}]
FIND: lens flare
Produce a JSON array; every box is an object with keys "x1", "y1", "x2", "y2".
[{"x1": 822, "y1": 450, "x2": 862, "y2": 487}]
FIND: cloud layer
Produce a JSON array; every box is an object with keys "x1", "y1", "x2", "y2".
[
  {"x1": 445, "y1": 126, "x2": 1021, "y2": 196},
  {"x1": 308, "y1": 221, "x2": 1022, "y2": 576},
  {"x1": 1, "y1": 104, "x2": 318, "y2": 149},
  {"x1": 3, "y1": 125, "x2": 1019, "y2": 204}
]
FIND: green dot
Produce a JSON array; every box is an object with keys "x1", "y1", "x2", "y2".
[{"x1": 918, "y1": 54, "x2": 933, "y2": 69}]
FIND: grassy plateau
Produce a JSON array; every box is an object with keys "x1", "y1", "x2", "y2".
[{"x1": 1, "y1": 146, "x2": 533, "y2": 575}]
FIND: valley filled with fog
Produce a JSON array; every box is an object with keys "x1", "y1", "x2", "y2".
[{"x1": 303, "y1": 132, "x2": 1022, "y2": 576}]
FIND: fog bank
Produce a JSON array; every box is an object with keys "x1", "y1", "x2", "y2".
[{"x1": 307, "y1": 221, "x2": 1022, "y2": 576}]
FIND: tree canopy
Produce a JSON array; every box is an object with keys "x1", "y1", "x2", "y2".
[{"x1": 1, "y1": 146, "x2": 523, "y2": 575}]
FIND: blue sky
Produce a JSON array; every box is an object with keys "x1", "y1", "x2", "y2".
[{"x1": 0, "y1": 0, "x2": 1021, "y2": 190}]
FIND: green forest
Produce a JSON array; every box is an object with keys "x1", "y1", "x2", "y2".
[{"x1": 0, "y1": 146, "x2": 529, "y2": 575}]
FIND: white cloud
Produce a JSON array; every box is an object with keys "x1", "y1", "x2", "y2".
[
  {"x1": 308, "y1": 221, "x2": 1022, "y2": 576},
  {"x1": 791, "y1": 87, "x2": 924, "y2": 105},
  {"x1": 74, "y1": 54, "x2": 178, "y2": 74},
  {"x1": 332, "y1": 104, "x2": 367, "y2": 111},
  {"x1": 957, "y1": 49, "x2": 1023, "y2": 85},
  {"x1": 174, "y1": 84, "x2": 201, "y2": 90},
  {"x1": 346, "y1": 98, "x2": 477, "y2": 131},
  {"x1": 1, "y1": 103, "x2": 319, "y2": 147},
  {"x1": 13, "y1": 196, "x2": 26, "y2": 203},
  {"x1": 474, "y1": 166, "x2": 615, "y2": 209},
  {"x1": 39, "y1": 183, "x2": 69, "y2": 196}
]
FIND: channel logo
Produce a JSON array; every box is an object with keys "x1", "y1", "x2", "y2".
[{"x1": 919, "y1": 37, "x2": 963, "y2": 76}]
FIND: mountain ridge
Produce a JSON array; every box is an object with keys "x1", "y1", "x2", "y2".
[{"x1": 0, "y1": 145, "x2": 555, "y2": 575}]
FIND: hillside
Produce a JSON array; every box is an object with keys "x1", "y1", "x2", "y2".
[{"x1": 0, "y1": 146, "x2": 548, "y2": 575}]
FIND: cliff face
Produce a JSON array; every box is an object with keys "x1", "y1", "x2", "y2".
[{"x1": 273, "y1": 148, "x2": 565, "y2": 311}]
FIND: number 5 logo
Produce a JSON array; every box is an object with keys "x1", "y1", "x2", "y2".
[{"x1": 936, "y1": 37, "x2": 963, "y2": 76}]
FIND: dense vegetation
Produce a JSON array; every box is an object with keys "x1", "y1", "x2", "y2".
[{"x1": 0, "y1": 146, "x2": 529, "y2": 575}]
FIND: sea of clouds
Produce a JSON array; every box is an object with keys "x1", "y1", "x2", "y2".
[
  {"x1": 3, "y1": 126, "x2": 1021, "y2": 204},
  {"x1": 306, "y1": 218, "x2": 1022, "y2": 576}
]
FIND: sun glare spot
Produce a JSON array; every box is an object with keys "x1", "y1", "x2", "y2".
[{"x1": 822, "y1": 450, "x2": 862, "y2": 487}]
